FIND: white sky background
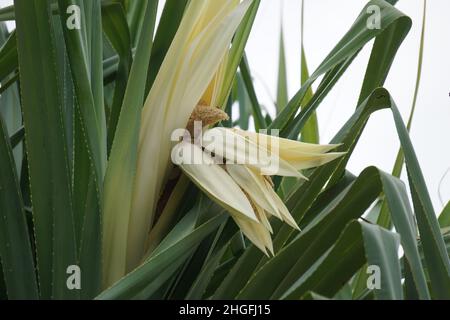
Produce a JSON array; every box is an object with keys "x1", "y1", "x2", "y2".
[
  {"x1": 1, "y1": 0, "x2": 448, "y2": 212},
  {"x1": 246, "y1": 0, "x2": 450, "y2": 213}
]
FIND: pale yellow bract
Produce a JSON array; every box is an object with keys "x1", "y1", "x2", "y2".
[
  {"x1": 102, "y1": 0, "x2": 254, "y2": 287},
  {"x1": 175, "y1": 128, "x2": 344, "y2": 255},
  {"x1": 102, "y1": 0, "x2": 343, "y2": 287}
]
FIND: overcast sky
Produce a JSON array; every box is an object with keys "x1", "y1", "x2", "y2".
[
  {"x1": 1, "y1": 0, "x2": 448, "y2": 212},
  {"x1": 245, "y1": 0, "x2": 450, "y2": 213}
]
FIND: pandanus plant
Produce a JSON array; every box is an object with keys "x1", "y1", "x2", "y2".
[
  {"x1": 0, "y1": 0, "x2": 449, "y2": 301},
  {"x1": 103, "y1": 0, "x2": 342, "y2": 286}
]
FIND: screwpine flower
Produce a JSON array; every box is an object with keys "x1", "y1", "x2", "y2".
[
  {"x1": 102, "y1": 0, "x2": 342, "y2": 287},
  {"x1": 173, "y1": 118, "x2": 344, "y2": 254},
  {"x1": 126, "y1": 0, "x2": 253, "y2": 274}
]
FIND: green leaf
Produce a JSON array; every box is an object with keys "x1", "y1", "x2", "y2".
[
  {"x1": 298, "y1": 0, "x2": 319, "y2": 143},
  {"x1": 0, "y1": 31, "x2": 17, "y2": 83},
  {"x1": 9, "y1": 126, "x2": 24, "y2": 150},
  {"x1": 102, "y1": 0, "x2": 158, "y2": 287},
  {"x1": 281, "y1": 90, "x2": 432, "y2": 300},
  {"x1": 124, "y1": 0, "x2": 153, "y2": 48},
  {"x1": 294, "y1": 172, "x2": 356, "y2": 232},
  {"x1": 184, "y1": 218, "x2": 241, "y2": 299},
  {"x1": 0, "y1": 5, "x2": 14, "y2": 21},
  {"x1": 439, "y1": 202, "x2": 450, "y2": 228},
  {"x1": 378, "y1": 0, "x2": 427, "y2": 228},
  {"x1": 15, "y1": 0, "x2": 77, "y2": 299},
  {"x1": 186, "y1": 240, "x2": 230, "y2": 299},
  {"x1": 58, "y1": 0, "x2": 107, "y2": 183},
  {"x1": 333, "y1": 283, "x2": 353, "y2": 300},
  {"x1": 391, "y1": 0, "x2": 426, "y2": 177},
  {"x1": 239, "y1": 55, "x2": 266, "y2": 130},
  {"x1": 97, "y1": 207, "x2": 226, "y2": 300},
  {"x1": 212, "y1": 90, "x2": 388, "y2": 299},
  {"x1": 236, "y1": 168, "x2": 382, "y2": 299},
  {"x1": 53, "y1": 15, "x2": 75, "y2": 179},
  {"x1": 301, "y1": 292, "x2": 330, "y2": 300},
  {"x1": 145, "y1": 195, "x2": 227, "y2": 300},
  {"x1": 0, "y1": 112, "x2": 38, "y2": 300},
  {"x1": 276, "y1": 25, "x2": 288, "y2": 113},
  {"x1": 0, "y1": 262, "x2": 6, "y2": 299},
  {"x1": 239, "y1": 166, "x2": 417, "y2": 300},
  {"x1": 236, "y1": 72, "x2": 250, "y2": 130},
  {"x1": 222, "y1": 94, "x2": 234, "y2": 128},
  {"x1": 341, "y1": 89, "x2": 449, "y2": 300},
  {"x1": 279, "y1": 91, "x2": 391, "y2": 247},
  {"x1": 102, "y1": 3, "x2": 133, "y2": 153},
  {"x1": 282, "y1": 221, "x2": 402, "y2": 300},
  {"x1": 269, "y1": 0, "x2": 411, "y2": 134},
  {"x1": 360, "y1": 222, "x2": 402, "y2": 300},
  {"x1": 284, "y1": 55, "x2": 358, "y2": 141},
  {"x1": 354, "y1": 170, "x2": 431, "y2": 299},
  {"x1": 218, "y1": 0, "x2": 260, "y2": 108},
  {"x1": 57, "y1": 0, "x2": 108, "y2": 298},
  {"x1": 214, "y1": 88, "x2": 433, "y2": 300},
  {"x1": 0, "y1": 72, "x2": 18, "y2": 96},
  {"x1": 0, "y1": 24, "x2": 22, "y2": 176},
  {"x1": 166, "y1": 234, "x2": 217, "y2": 299},
  {"x1": 238, "y1": 168, "x2": 386, "y2": 299},
  {"x1": 299, "y1": 46, "x2": 319, "y2": 143},
  {"x1": 377, "y1": 171, "x2": 430, "y2": 298},
  {"x1": 284, "y1": 1, "x2": 410, "y2": 142},
  {"x1": 0, "y1": 0, "x2": 123, "y2": 21},
  {"x1": 389, "y1": 95, "x2": 450, "y2": 299},
  {"x1": 283, "y1": 221, "x2": 365, "y2": 299},
  {"x1": 146, "y1": 0, "x2": 188, "y2": 93}
]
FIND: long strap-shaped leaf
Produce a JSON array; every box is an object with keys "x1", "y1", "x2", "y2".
[
  {"x1": 299, "y1": 0, "x2": 319, "y2": 143},
  {"x1": 53, "y1": 15, "x2": 75, "y2": 179},
  {"x1": 239, "y1": 167, "x2": 384, "y2": 299},
  {"x1": 0, "y1": 5, "x2": 140, "y2": 89},
  {"x1": 15, "y1": 0, "x2": 77, "y2": 299},
  {"x1": 213, "y1": 167, "x2": 375, "y2": 299},
  {"x1": 132, "y1": 197, "x2": 223, "y2": 300},
  {"x1": 235, "y1": 164, "x2": 428, "y2": 299},
  {"x1": 57, "y1": 0, "x2": 107, "y2": 184},
  {"x1": 0, "y1": 25, "x2": 22, "y2": 175},
  {"x1": 213, "y1": 89, "x2": 433, "y2": 300},
  {"x1": 0, "y1": 31, "x2": 17, "y2": 83},
  {"x1": 276, "y1": 21, "x2": 288, "y2": 113},
  {"x1": 0, "y1": 114, "x2": 38, "y2": 299},
  {"x1": 358, "y1": 23, "x2": 428, "y2": 291},
  {"x1": 377, "y1": 0, "x2": 428, "y2": 229},
  {"x1": 102, "y1": 0, "x2": 158, "y2": 287},
  {"x1": 439, "y1": 202, "x2": 450, "y2": 228},
  {"x1": 213, "y1": 0, "x2": 412, "y2": 298},
  {"x1": 0, "y1": 0, "x2": 118, "y2": 21},
  {"x1": 282, "y1": 221, "x2": 402, "y2": 300},
  {"x1": 56, "y1": 0, "x2": 107, "y2": 299},
  {"x1": 269, "y1": 0, "x2": 411, "y2": 134},
  {"x1": 124, "y1": 0, "x2": 152, "y2": 48},
  {"x1": 97, "y1": 206, "x2": 226, "y2": 300},
  {"x1": 146, "y1": 0, "x2": 188, "y2": 93},
  {"x1": 388, "y1": 93, "x2": 450, "y2": 299},
  {"x1": 271, "y1": 90, "x2": 441, "y2": 300},
  {"x1": 239, "y1": 55, "x2": 266, "y2": 130},
  {"x1": 102, "y1": 3, "x2": 132, "y2": 154},
  {"x1": 218, "y1": 0, "x2": 260, "y2": 109},
  {"x1": 212, "y1": 87, "x2": 389, "y2": 299}
]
